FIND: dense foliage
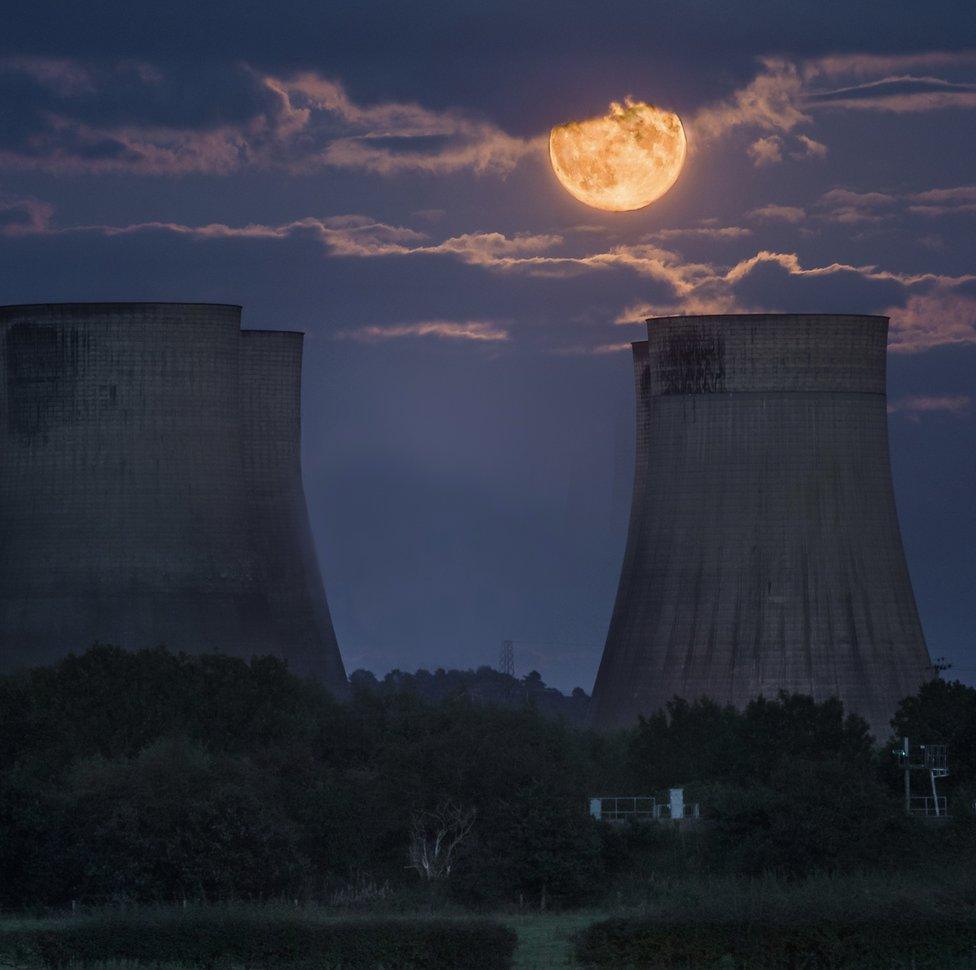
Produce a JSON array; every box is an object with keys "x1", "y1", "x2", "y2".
[
  {"x1": 1, "y1": 646, "x2": 974, "y2": 910},
  {"x1": 0, "y1": 646, "x2": 606, "y2": 908},
  {"x1": 0, "y1": 910, "x2": 517, "y2": 969},
  {"x1": 349, "y1": 665, "x2": 591, "y2": 725},
  {"x1": 575, "y1": 916, "x2": 976, "y2": 969}
]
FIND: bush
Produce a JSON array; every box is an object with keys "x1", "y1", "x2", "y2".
[
  {"x1": 450, "y1": 781, "x2": 603, "y2": 907},
  {"x1": 62, "y1": 737, "x2": 310, "y2": 902},
  {"x1": 890, "y1": 679, "x2": 976, "y2": 797},
  {"x1": 628, "y1": 693, "x2": 873, "y2": 794},
  {"x1": 700, "y1": 758, "x2": 913, "y2": 877},
  {"x1": 0, "y1": 910, "x2": 518, "y2": 969},
  {"x1": 575, "y1": 917, "x2": 976, "y2": 969}
]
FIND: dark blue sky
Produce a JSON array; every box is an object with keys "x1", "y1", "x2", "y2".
[{"x1": 1, "y1": 1, "x2": 974, "y2": 689}]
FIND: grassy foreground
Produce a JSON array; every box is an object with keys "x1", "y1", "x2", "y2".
[
  {"x1": 0, "y1": 910, "x2": 591, "y2": 970},
  {"x1": 509, "y1": 911, "x2": 598, "y2": 968},
  {"x1": 3, "y1": 869, "x2": 976, "y2": 969}
]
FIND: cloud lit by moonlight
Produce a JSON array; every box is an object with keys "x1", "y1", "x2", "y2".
[{"x1": 549, "y1": 99, "x2": 686, "y2": 212}]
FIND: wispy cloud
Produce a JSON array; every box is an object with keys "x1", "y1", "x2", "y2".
[
  {"x1": 887, "y1": 395, "x2": 972, "y2": 418},
  {"x1": 336, "y1": 320, "x2": 510, "y2": 343},
  {"x1": 815, "y1": 188, "x2": 897, "y2": 223},
  {"x1": 690, "y1": 50, "x2": 976, "y2": 163},
  {"x1": 691, "y1": 57, "x2": 809, "y2": 142},
  {"x1": 0, "y1": 60, "x2": 541, "y2": 177},
  {"x1": 905, "y1": 185, "x2": 976, "y2": 216},
  {"x1": 551, "y1": 341, "x2": 635, "y2": 356},
  {"x1": 654, "y1": 226, "x2": 752, "y2": 240},
  {"x1": 806, "y1": 76, "x2": 976, "y2": 113},
  {"x1": 0, "y1": 56, "x2": 97, "y2": 96},
  {"x1": 748, "y1": 204, "x2": 806, "y2": 223},
  {"x1": 2, "y1": 51, "x2": 972, "y2": 177},
  {"x1": 792, "y1": 134, "x2": 828, "y2": 159},
  {"x1": 275, "y1": 72, "x2": 542, "y2": 175},
  {"x1": 0, "y1": 192, "x2": 55, "y2": 234},
  {"x1": 799, "y1": 183, "x2": 976, "y2": 223},
  {"x1": 613, "y1": 292, "x2": 748, "y2": 325},
  {"x1": 8, "y1": 198, "x2": 976, "y2": 355},
  {"x1": 886, "y1": 290, "x2": 976, "y2": 353},
  {"x1": 810, "y1": 51, "x2": 976, "y2": 79},
  {"x1": 611, "y1": 252, "x2": 976, "y2": 354},
  {"x1": 748, "y1": 135, "x2": 784, "y2": 167}
]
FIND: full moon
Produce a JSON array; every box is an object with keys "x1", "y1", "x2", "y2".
[{"x1": 549, "y1": 98, "x2": 686, "y2": 212}]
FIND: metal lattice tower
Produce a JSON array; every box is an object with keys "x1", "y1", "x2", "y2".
[{"x1": 499, "y1": 640, "x2": 515, "y2": 677}]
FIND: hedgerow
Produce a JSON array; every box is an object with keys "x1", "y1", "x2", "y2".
[{"x1": 0, "y1": 910, "x2": 517, "y2": 969}]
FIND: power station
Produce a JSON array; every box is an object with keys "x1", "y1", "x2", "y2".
[
  {"x1": 0, "y1": 303, "x2": 347, "y2": 691},
  {"x1": 592, "y1": 314, "x2": 931, "y2": 738}
]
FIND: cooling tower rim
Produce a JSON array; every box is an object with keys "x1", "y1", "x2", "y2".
[
  {"x1": 0, "y1": 301, "x2": 243, "y2": 312},
  {"x1": 646, "y1": 312, "x2": 889, "y2": 323},
  {"x1": 242, "y1": 328, "x2": 305, "y2": 338}
]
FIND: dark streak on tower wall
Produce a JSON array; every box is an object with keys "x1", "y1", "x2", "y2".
[
  {"x1": 0, "y1": 303, "x2": 347, "y2": 690},
  {"x1": 592, "y1": 314, "x2": 931, "y2": 738}
]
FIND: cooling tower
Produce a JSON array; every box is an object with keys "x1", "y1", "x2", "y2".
[
  {"x1": 0, "y1": 303, "x2": 347, "y2": 690},
  {"x1": 592, "y1": 314, "x2": 931, "y2": 738}
]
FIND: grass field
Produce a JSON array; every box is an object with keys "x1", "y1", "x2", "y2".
[
  {"x1": 0, "y1": 910, "x2": 599, "y2": 969},
  {"x1": 0, "y1": 911, "x2": 598, "y2": 970},
  {"x1": 4, "y1": 869, "x2": 976, "y2": 969},
  {"x1": 508, "y1": 911, "x2": 603, "y2": 968}
]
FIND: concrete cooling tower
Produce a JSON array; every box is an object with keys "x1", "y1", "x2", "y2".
[
  {"x1": 0, "y1": 303, "x2": 347, "y2": 690},
  {"x1": 591, "y1": 314, "x2": 931, "y2": 738}
]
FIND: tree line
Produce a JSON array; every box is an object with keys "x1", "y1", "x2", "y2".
[{"x1": 1, "y1": 645, "x2": 974, "y2": 909}]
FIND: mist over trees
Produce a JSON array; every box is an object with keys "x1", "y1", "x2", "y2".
[{"x1": 1, "y1": 645, "x2": 974, "y2": 910}]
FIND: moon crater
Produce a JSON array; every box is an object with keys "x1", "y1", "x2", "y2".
[{"x1": 549, "y1": 98, "x2": 686, "y2": 212}]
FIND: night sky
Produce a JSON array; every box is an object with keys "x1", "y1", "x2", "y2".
[{"x1": 1, "y1": 2, "x2": 974, "y2": 690}]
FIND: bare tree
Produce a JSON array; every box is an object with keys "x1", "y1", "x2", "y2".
[{"x1": 407, "y1": 801, "x2": 476, "y2": 881}]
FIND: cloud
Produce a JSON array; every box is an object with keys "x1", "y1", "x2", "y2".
[
  {"x1": 886, "y1": 289, "x2": 976, "y2": 353},
  {"x1": 748, "y1": 204, "x2": 806, "y2": 223},
  {"x1": 10, "y1": 196, "x2": 976, "y2": 356},
  {"x1": 0, "y1": 56, "x2": 96, "y2": 96},
  {"x1": 0, "y1": 60, "x2": 541, "y2": 177},
  {"x1": 809, "y1": 51, "x2": 976, "y2": 80},
  {"x1": 742, "y1": 132, "x2": 824, "y2": 168},
  {"x1": 0, "y1": 192, "x2": 55, "y2": 234},
  {"x1": 788, "y1": 183, "x2": 976, "y2": 223},
  {"x1": 887, "y1": 394, "x2": 972, "y2": 417},
  {"x1": 609, "y1": 251, "x2": 976, "y2": 355},
  {"x1": 819, "y1": 189, "x2": 897, "y2": 208},
  {"x1": 653, "y1": 226, "x2": 752, "y2": 240},
  {"x1": 613, "y1": 291, "x2": 748, "y2": 325},
  {"x1": 689, "y1": 50, "x2": 976, "y2": 163},
  {"x1": 805, "y1": 76, "x2": 976, "y2": 113},
  {"x1": 52, "y1": 213, "x2": 565, "y2": 270},
  {"x1": 551, "y1": 340, "x2": 636, "y2": 356},
  {"x1": 747, "y1": 135, "x2": 783, "y2": 167},
  {"x1": 815, "y1": 188, "x2": 897, "y2": 223},
  {"x1": 792, "y1": 134, "x2": 828, "y2": 159},
  {"x1": 742, "y1": 132, "x2": 828, "y2": 168},
  {"x1": 905, "y1": 185, "x2": 976, "y2": 217},
  {"x1": 691, "y1": 58, "x2": 809, "y2": 142},
  {"x1": 3, "y1": 51, "x2": 972, "y2": 177},
  {"x1": 336, "y1": 320, "x2": 510, "y2": 343}
]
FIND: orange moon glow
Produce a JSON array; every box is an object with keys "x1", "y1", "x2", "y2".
[{"x1": 549, "y1": 98, "x2": 686, "y2": 212}]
